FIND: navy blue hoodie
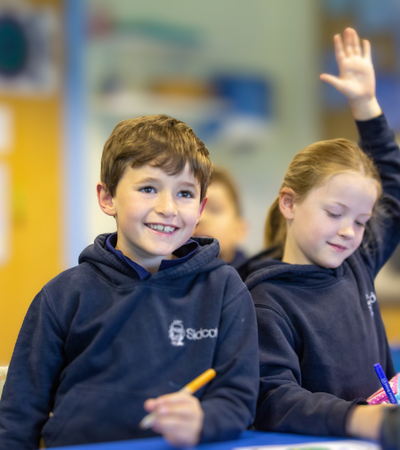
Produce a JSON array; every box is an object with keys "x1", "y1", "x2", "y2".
[
  {"x1": 0, "y1": 236, "x2": 259, "y2": 448},
  {"x1": 246, "y1": 115, "x2": 400, "y2": 437}
]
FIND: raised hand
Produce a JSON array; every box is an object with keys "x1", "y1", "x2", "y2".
[{"x1": 320, "y1": 27, "x2": 382, "y2": 120}]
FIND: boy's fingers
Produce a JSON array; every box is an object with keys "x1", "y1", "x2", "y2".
[
  {"x1": 143, "y1": 398, "x2": 157, "y2": 412},
  {"x1": 152, "y1": 413, "x2": 203, "y2": 447},
  {"x1": 154, "y1": 416, "x2": 192, "y2": 433},
  {"x1": 155, "y1": 391, "x2": 193, "y2": 405},
  {"x1": 161, "y1": 427, "x2": 201, "y2": 448},
  {"x1": 157, "y1": 401, "x2": 201, "y2": 417}
]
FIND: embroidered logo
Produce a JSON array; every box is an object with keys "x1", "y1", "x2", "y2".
[
  {"x1": 168, "y1": 320, "x2": 186, "y2": 346},
  {"x1": 168, "y1": 320, "x2": 218, "y2": 346},
  {"x1": 365, "y1": 292, "x2": 377, "y2": 316}
]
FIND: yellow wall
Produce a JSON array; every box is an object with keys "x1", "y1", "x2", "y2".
[{"x1": 0, "y1": 0, "x2": 64, "y2": 365}]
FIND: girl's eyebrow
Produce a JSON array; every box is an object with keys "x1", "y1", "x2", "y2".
[
  {"x1": 331, "y1": 201, "x2": 346, "y2": 208},
  {"x1": 329, "y1": 202, "x2": 372, "y2": 217}
]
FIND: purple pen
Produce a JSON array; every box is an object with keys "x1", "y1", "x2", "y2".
[{"x1": 374, "y1": 363, "x2": 398, "y2": 404}]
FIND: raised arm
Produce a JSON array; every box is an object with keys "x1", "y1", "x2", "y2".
[
  {"x1": 322, "y1": 27, "x2": 400, "y2": 273},
  {"x1": 320, "y1": 28, "x2": 400, "y2": 438}
]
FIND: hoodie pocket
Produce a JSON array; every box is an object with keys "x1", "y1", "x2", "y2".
[{"x1": 42, "y1": 384, "x2": 164, "y2": 447}]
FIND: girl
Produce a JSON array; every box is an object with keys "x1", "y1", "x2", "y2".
[{"x1": 246, "y1": 28, "x2": 400, "y2": 440}]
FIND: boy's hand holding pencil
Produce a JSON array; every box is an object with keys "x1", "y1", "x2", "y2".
[{"x1": 140, "y1": 369, "x2": 216, "y2": 448}]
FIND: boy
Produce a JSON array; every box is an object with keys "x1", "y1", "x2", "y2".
[{"x1": 0, "y1": 115, "x2": 259, "y2": 449}]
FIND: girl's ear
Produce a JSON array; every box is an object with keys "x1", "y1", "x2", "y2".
[
  {"x1": 97, "y1": 182, "x2": 116, "y2": 217},
  {"x1": 279, "y1": 187, "x2": 296, "y2": 220}
]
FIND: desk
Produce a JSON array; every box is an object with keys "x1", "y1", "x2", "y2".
[{"x1": 46, "y1": 430, "x2": 368, "y2": 450}]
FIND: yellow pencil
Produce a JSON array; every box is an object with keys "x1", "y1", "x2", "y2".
[{"x1": 139, "y1": 368, "x2": 216, "y2": 430}]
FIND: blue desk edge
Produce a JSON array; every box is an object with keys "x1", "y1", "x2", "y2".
[{"x1": 46, "y1": 429, "x2": 374, "y2": 450}]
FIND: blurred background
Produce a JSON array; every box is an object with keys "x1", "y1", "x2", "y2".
[{"x1": 1, "y1": 0, "x2": 400, "y2": 365}]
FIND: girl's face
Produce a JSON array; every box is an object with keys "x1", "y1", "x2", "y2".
[{"x1": 282, "y1": 171, "x2": 379, "y2": 268}]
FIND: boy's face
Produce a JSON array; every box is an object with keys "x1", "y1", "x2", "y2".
[
  {"x1": 194, "y1": 182, "x2": 247, "y2": 263},
  {"x1": 98, "y1": 164, "x2": 206, "y2": 271}
]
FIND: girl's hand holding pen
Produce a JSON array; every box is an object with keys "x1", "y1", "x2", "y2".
[{"x1": 143, "y1": 391, "x2": 204, "y2": 448}]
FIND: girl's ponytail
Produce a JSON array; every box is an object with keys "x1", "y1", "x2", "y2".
[{"x1": 264, "y1": 196, "x2": 287, "y2": 251}]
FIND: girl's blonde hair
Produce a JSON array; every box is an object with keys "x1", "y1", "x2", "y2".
[{"x1": 264, "y1": 138, "x2": 382, "y2": 250}]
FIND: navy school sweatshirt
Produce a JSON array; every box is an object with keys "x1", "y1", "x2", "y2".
[
  {"x1": 246, "y1": 114, "x2": 400, "y2": 437},
  {"x1": 0, "y1": 236, "x2": 259, "y2": 448}
]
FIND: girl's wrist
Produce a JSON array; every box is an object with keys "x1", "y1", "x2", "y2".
[{"x1": 349, "y1": 97, "x2": 382, "y2": 121}]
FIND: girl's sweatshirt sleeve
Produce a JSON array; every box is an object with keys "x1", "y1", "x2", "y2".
[
  {"x1": 253, "y1": 294, "x2": 364, "y2": 437},
  {"x1": 0, "y1": 289, "x2": 65, "y2": 449},
  {"x1": 357, "y1": 114, "x2": 400, "y2": 276}
]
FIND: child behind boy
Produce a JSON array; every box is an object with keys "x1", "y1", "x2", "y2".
[
  {"x1": 0, "y1": 115, "x2": 259, "y2": 449},
  {"x1": 194, "y1": 167, "x2": 248, "y2": 269},
  {"x1": 247, "y1": 28, "x2": 400, "y2": 440}
]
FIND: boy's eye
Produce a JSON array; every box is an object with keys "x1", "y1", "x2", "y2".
[
  {"x1": 178, "y1": 190, "x2": 195, "y2": 198},
  {"x1": 140, "y1": 186, "x2": 156, "y2": 194},
  {"x1": 355, "y1": 221, "x2": 366, "y2": 228},
  {"x1": 326, "y1": 211, "x2": 341, "y2": 218}
]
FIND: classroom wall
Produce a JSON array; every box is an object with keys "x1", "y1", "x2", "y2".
[
  {"x1": 0, "y1": 0, "x2": 321, "y2": 364},
  {"x1": 81, "y1": 0, "x2": 321, "y2": 261},
  {"x1": 2, "y1": 0, "x2": 400, "y2": 365},
  {"x1": 0, "y1": 0, "x2": 64, "y2": 365}
]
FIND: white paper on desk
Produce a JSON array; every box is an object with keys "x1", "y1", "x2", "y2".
[{"x1": 233, "y1": 440, "x2": 380, "y2": 450}]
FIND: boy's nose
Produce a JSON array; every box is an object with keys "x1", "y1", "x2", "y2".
[{"x1": 155, "y1": 192, "x2": 178, "y2": 216}]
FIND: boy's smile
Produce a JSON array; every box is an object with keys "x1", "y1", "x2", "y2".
[
  {"x1": 97, "y1": 164, "x2": 206, "y2": 272},
  {"x1": 282, "y1": 171, "x2": 378, "y2": 268}
]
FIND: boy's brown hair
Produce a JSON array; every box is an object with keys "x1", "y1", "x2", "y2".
[{"x1": 101, "y1": 114, "x2": 213, "y2": 201}]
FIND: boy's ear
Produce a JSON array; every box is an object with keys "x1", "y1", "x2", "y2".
[
  {"x1": 97, "y1": 182, "x2": 116, "y2": 217},
  {"x1": 279, "y1": 187, "x2": 296, "y2": 220},
  {"x1": 196, "y1": 197, "x2": 208, "y2": 224}
]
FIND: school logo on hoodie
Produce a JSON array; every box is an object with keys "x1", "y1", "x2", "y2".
[
  {"x1": 168, "y1": 320, "x2": 218, "y2": 346},
  {"x1": 365, "y1": 292, "x2": 377, "y2": 316}
]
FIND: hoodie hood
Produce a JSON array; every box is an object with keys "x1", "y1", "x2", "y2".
[
  {"x1": 78, "y1": 233, "x2": 226, "y2": 286},
  {"x1": 245, "y1": 257, "x2": 348, "y2": 291}
]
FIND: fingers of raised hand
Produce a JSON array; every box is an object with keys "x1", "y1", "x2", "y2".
[
  {"x1": 344, "y1": 27, "x2": 361, "y2": 56},
  {"x1": 333, "y1": 33, "x2": 345, "y2": 62},
  {"x1": 362, "y1": 39, "x2": 371, "y2": 61},
  {"x1": 340, "y1": 28, "x2": 371, "y2": 61}
]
